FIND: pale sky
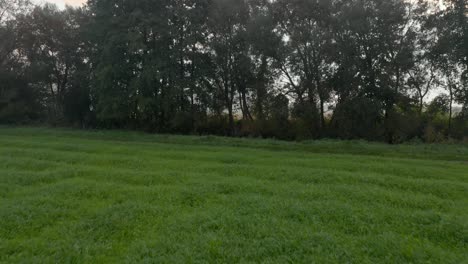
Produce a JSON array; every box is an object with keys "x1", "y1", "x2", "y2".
[
  {"x1": 33, "y1": 0, "x2": 445, "y2": 11},
  {"x1": 32, "y1": 0, "x2": 445, "y2": 9},
  {"x1": 33, "y1": 0, "x2": 86, "y2": 9}
]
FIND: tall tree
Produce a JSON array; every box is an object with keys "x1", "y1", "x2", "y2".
[
  {"x1": 0, "y1": 0, "x2": 40, "y2": 123},
  {"x1": 16, "y1": 4, "x2": 89, "y2": 122},
  {"x1": 273, "y1": 0, "x2": 334, "y2": 133},
  {"x1": 332, "y1": 0, "x2": 422, "y2": 142},
  {"x1": 204, "y1": 0, "x2": 250, "y2": 134}
]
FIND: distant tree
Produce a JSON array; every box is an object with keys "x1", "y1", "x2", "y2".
[
  {"x1": 15, "y1": 5, "x2": 89, "y2": 123},
  {"x1": 0, "y1": 0, "x2": 39, "y2": 123},
  {"x1": 269, "y1": 94, "x2": 290, "y2": 139},
  {"x1": 272, "y1": 0, "x2": 335, "y2": 133},
  {"x1": 203, "y1": 0, "x2": 250, "y2": 134},
  {"x1": 431, "y1": 0, "x2": 468, "y2": 123},
  {"x1": 245, "y1": 0, "x2": 280, "y2": 123},
  {"x1": 427, "y1": 94, "x2": 450, "y2": 117},
  {"x1": 330, "y1": 0, "x2": 424, "y2": 142},
  {"x1": 331, "y1": 97, "x2": 383, "y2": 140}
]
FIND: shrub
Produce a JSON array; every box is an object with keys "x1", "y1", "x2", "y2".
[{"x1": 331, "y1": 97, "x2": 384, "y2": 140}]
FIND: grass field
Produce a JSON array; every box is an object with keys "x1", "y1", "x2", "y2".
[{"x1": 0, "y1": 126, "x2": 467, "y2": 263}]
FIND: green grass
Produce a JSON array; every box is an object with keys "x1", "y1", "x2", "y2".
[{"x1": 0, "y1": 126, "x2": 467, "y2": 263}]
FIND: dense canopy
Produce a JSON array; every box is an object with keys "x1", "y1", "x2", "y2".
[{"x1": 1, "y1": 0, "x2": 467, "y2": 142}]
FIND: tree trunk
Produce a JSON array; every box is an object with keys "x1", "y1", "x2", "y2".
[
  {"x1": 190, "y1": 46, "x2": 196, "y2": 131},
  {"x1": 239, "y1": 94, "x2": 245, "y2": 119},
  {"x1": 180, "y1": 56, "x2": 185, "y2": 112},
  {"x1": 241, "y1": 90, "x2": 253, "y2": 121},
  {"x1": 385, "y1": 106, "x2": 394, "y2": 144},
  {"x1": 448, "y1": 86, "x2": 453, "y2": 137},
  {"x1": 228, "y1": 104, "x2": 234, "y2": 136},
  {"x1": 419, "y1": 95, "x2": 424, "y2": 117},
  {"x1": 319, "y1": 96, "x2": 325, "y2": 131}
]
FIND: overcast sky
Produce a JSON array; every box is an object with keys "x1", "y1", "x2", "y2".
[
  {"x1": 33, "y1": 0, "x2": 86, "y2": 9},
  {"x1": 33, "y1": 0, "x2": 446, "y2": 10},
  {"x1": 34, "y1": 0, "x2": 445, "y2": 9}
]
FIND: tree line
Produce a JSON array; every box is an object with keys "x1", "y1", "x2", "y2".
[{"x1": 0, "y1": 0, "x2": 467, "y2": 143}]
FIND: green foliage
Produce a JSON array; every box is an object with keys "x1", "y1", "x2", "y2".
[
  {"x1": 385, "y1": 110, "x2": 421, "y2": 144},
  {"x1": 331, "y1": 98, "x2": 383, "y2": 140},
  {"x1": 427, "y1": 95, "x2": 451, "y2": 117},
  {"x1": 423, "y1": 123, "x2": 447, "y2": 143},
  {"x1": 0, "y1": 70, "x2": 42, "y2": 123},
  {"x1": 0, "y1": 0, "x2": 467, "y2": 142}
]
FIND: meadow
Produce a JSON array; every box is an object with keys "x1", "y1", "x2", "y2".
[{"x1": 0, "y1": 126, "x2": 467, "y2": 263}]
